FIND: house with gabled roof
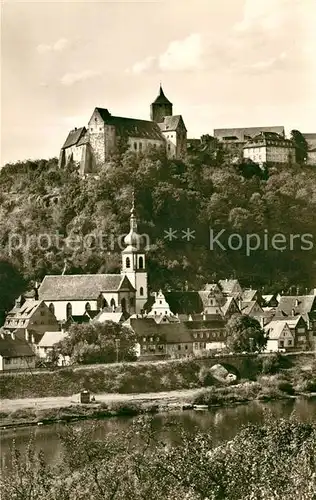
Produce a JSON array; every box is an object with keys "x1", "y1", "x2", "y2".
[
  {"x1": 3, "y1": 298, "x2": 59, "y2": 342},
  {"x1": 264, "y1": 321, "x2": 294, "y2": 352},
  {"x1": 0, "y1": 331, "x2": 36, "y2": 371},
  {"x1": 59, "y1": 86, "x2": 187, "y2": 174},
  {"x1": 275, "y1": 295, "x2": 316, "y2": 329},
  {"x1": 240, "y1": 300, "x2": 264, "y2": 318},
  {"x1": 218, "y1": 279, "x2": 243, "y2": 298},
  {"x1": 265, "y1": 315, "x2": 309, "y2": 351},
  {"x1": 37, "y1": 330, "x2": 69, "y2": 366}
]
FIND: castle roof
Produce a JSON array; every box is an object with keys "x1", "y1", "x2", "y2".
[
  {"x1": 94, "y1": 108, "x2": 164, "y2": 140},
  {"x1": 302, "y1": 133, "x2": 316, "y2": 150},
  {"x1": 151, "y1": 85, "x2": 172, "y2": 105},
  {"x1": 243, "y1": 132, "x2": 294, "y2": 148},
  {"x1": 62, "y1": 127, "x2": 87, "y2": 149},
  {"x1": 159, "y1": 115, "x2": 186, "y2": 132},
  {"x1": 214, "y1": 126, "x2": 285, "y2": 142},
  {"x1": 38, "y1": 274, "x2": 135, "y2": 301}
]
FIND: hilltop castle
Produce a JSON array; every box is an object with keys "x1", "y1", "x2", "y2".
[{"x1": 59, "y1": 86, "x2": 187, "y2": 174}]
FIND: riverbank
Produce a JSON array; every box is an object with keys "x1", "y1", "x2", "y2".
[
  {"x1": 1, "y1": 380, "x2": 315, "y2": 430},
  {"x1": 1, "y1": 353, "x2": 315, "y2": 429}
]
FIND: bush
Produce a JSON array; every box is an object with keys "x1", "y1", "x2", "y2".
[
  {"x1": 278, "y1": 381, "x2": 295, "y2": 395},
  {"x1": 198, "y1": 366, "x2": 214, "y2": 387},
  {"x1": 261, "y1": 353, "x2": 282, "y2": 374}
]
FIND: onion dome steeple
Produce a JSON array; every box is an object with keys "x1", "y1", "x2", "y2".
[
  {"x1": 150, "y1": 85, "x2": 173, "y2": 123},
  {"x1": 123, "y1": 191, "x2": 142, "y2": 249}
]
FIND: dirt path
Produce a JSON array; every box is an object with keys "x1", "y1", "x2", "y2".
[{"x1": 0, "y1": 388, "x2": 204, "y2": 413}]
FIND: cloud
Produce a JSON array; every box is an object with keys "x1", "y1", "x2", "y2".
[
  {"x1": 158, "y1": 33, "x2": 203, "y2": 71},
  {"x1": 131, "y1": 56, "x2": 155, "y2": 74},
  {"x1": 37, "y1": 37, "x2": 69, "y2": 54},
  {"x1": 234, "y1": 0, "x2": 292, "y2": 32},
  {"x1": 130, "y1": 33, "x2": 204, "y2": 74},
  {"x1": 60, "y1": 69, "x2": 100, "y2": 86}
]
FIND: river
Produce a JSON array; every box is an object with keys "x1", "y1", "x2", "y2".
[{"x1": 1, "y1": 398, "x2": 316, "y2": 471}]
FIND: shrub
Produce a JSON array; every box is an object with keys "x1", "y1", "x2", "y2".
[
  {"x1": 198, "y1": 366, "x2": 214, "y2": 387},
  {"x1": 261, "y1": 353, "x2": 282, "y2": 374},
  {"x1": 278, "y1": 381, "x2": 295, "y2": 395}
]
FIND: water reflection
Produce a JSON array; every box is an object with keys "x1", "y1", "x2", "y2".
[{"x1": 1, "y1": 398, "x2": 315, "y2": 471}]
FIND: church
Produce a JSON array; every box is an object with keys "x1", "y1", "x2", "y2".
[
  {"x1": 38, "y1": 198, "x2": 148, "y2": 322},
  {"x1": 58, "y1": 86, "x2": 187, "y2": 174}
]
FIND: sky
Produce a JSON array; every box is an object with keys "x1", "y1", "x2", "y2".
[{"x1": 1, "y1": 0, "x2": 316, "y2": 165}]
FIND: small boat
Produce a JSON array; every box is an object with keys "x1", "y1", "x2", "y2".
[{"x1": 193, "y1": 405, "x2": 209, "y2": 411}]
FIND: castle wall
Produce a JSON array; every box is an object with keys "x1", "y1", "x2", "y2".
[
  {"x1": 126, "y1": 136, "x2": 164, "y2": 154},
  {"x1": 64, "y1": 144, "x2": 85, "y2": 164}
]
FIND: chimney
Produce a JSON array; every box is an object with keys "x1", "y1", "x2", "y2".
[
  {"x1": 34, "y1": 282, "x2": 39, "y2": 300},
  {"x1": 15, "y1": 295, "x2": 23, "y2": 309}
]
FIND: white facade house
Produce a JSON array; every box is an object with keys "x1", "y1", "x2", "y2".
[
  {"x1": 147, "y1": 290, "x2": 175, "y2": 319},
  {"x1": 264, "y1": 321, "x2": 294, "y2": 352},
  {"x1": 37, "y1": 331, "x2": 70, "y2": 366},
  {"x1": 243, "y1": 132, "x2": 295, "y2": 166}
]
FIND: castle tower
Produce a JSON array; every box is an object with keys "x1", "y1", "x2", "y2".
[
  {"x1": 121, "y1": 195, "x2": 148, "y2": 313},
  {"x1": 150, "y1": 85, "x2": 173, "y2": 123}
]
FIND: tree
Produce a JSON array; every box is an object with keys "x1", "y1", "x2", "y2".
[
  {"x1": 290, "y1": 130, "x2": 308, "y2": 164},
  {"x1": 55, "y1": 321, "x2": 137, "y2": 364},
  {"x1": 0, "y1": 257, "x2": 26, "y2": 326},
  {"x1": 224, "y1": 314, "x2": 267, "y2": 353}
]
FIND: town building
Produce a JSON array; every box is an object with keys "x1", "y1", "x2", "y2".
[
  {"x1": 303, "y1": 133, "x2": 316, "y2": 166},
  {"x1": 265, "y1": 316, "x2": 309, "y2": 351},
  {"x1": 59, "y1": 86, "x2": 187, "y2": 174},
  {"x1": 264, "y1": 321, "x2": 294, "y2": 352},
  {"x1": 243, "y1": 132, "x2": 295, "y2": 166},
  {"x1": 3, "y1": 298, "x2": 59, "y2": 340},
  {"x1": 38, "y1": 198, "x2": 148, "y2": 320},
  {"x1": 0, "y1": 331, "x2": 36, "y2": 371},
  {"x1": 275, "y1": 295, "x2": 316, "y2": 330},
  {"x1": 125, "y1": 315, "x2": 226, "y2": 360},
  {"x1": 218, "y1": 279, "x2": 243, "y2": 298},
  {"x1": 37, "y1": 330, "x2": 69, "y2": 366},
  {"x1": 214, "y1": 126, "x2": 285, "y2": 161}
]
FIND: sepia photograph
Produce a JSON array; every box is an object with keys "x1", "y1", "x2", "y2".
[{"x1": 1, "y1": 0, "x2": 316, "y2": 498}]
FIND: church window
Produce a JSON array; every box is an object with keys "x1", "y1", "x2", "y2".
[
  {"x1": 168, "y1": 144, "x2": 171, "y2": 151},
  {"x1": 110, "y1": 298, "x2": 116, "y2": 308},
  {"x1": 66, "y1": 303, "x2": 72, "y2": 319},
  {"x1": 153, "y1": 143, "x2": 157, "y2": 148},
  {"x1": 49, "y1": 303, "x2": 55, "y2": 315},
  {"x1": 140, "y1": 287, "x2": 144, "y2": 296},
  {"x1": 102, "y1": 298, "x2": 108, "y2": 308},
  {"x1": 85, "y1": 302, "x2": 91, "y2": 312},
  {"x1": 138, "y1": 256, "x2": 144, "y2": 269},
  {"x1": 126, "y1": 257, "x2": 131, "y2": 268},
  {"x1": 130, "y1": 297, "x2": 134, "y2": 307},
  {"x1": 121, "y1": 298, "x2": 126, "y2": 311},
  {"x1": 139, "y1": 142, "x2": 142, "y2": 150},
  {"x1": 134, "y1": 142, "x2": 137, "y2": 150},
  {"x1": 159, "y1": 300, "x2": 162, "y2": 304}
]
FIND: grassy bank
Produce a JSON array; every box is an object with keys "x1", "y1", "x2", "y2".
[{"x1": 0, "y1": 356, "x2": 259, "y2": 399}]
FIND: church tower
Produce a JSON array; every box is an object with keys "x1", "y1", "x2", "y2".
[
  {"x1": 121, "y1": 196, "x2": 148, "y2": 314},
  {"x1": 150, "y1": 85, "x2": 173, "y2": 123}
]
